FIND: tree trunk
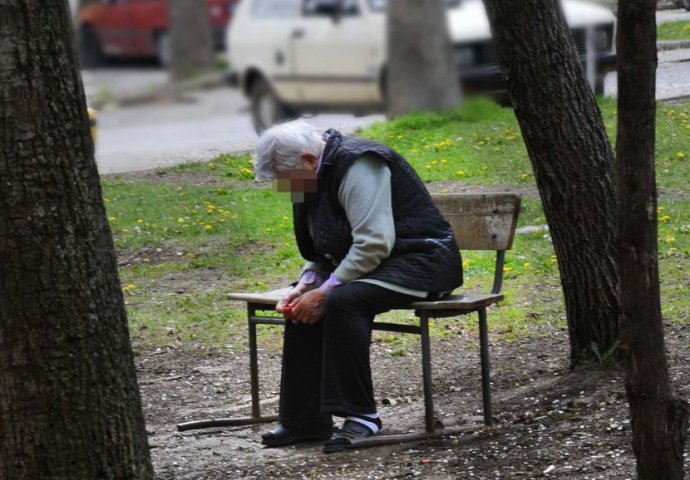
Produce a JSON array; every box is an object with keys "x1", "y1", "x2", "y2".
[
  {"x1": 0, "y1": 2, "x2": 153, "y2": 478},
  {"x1": 615, "y1": 0, "x2": 689, "y2": 477},
  {"x1": 386, "y1": 0, "x2": 461, "y2": 117},
  {"x1": 482, "y1": 0, "x2": 619, "y2": 366},
  {"x1": 168, "y1": 0, "x2": 215, "y2": 80}
]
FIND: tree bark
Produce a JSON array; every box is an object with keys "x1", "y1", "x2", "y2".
[
  {"x1": 615, "y1": 0, "x2": 689, "y2": 477},
  {"x1": 482, "y1": 0, "x2": 619, "y2": 366},
  {"x1": 386, "y1": 0, "x2": 461, "y2": 117},
  {"x1": 0, "y1": 1, "x2": 153, "y2": 478},
  {"x1": 168, "y1": 0, "x2": 215, "y2": 80}
]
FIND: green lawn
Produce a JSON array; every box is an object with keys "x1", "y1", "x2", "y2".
[
  {"x1": 105, "y1": 97, "x2": 690, "y2": 352},
  {"x1": 657, "y1": 20, "x2": 690, "y2": 41}
]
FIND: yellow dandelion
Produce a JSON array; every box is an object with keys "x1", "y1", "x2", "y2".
[
  {"x1": 462, "y1": 259, "x2": 470, "y2": 268},
  {"x1": 657, "y1": 206, "x2": 665, "y2": 213},
  {"x1": 456, "y1": 170, "x2": 466, "y2": 177},
  {"x1": 108, "y1": 216, "x2": 117, "y2": 222},
  {"x1": 660, "y1": 215, "x2": 671, "y2": 222},
  {"x1": 521, "y1": 172, "x2": 531, "y2": 180},
  {"x1": 204, "y1": 224, "x2": 213, "y2": 231},
  {"x1": 664, "y1": 236, "x2": 675, "y2": 244},
  {"x1": 143, "y1": 258, "x2": 150, "y2": 263},
  {"x1": 137, "y1": 219, "x2": 144, "y2": 224},
  {"x1": 104, "y1": 198, "x2": 111, "y2": 204},
  {"x1": 177, "y1": 217, "x2": 186, "y2": 223},
  {"x1": 550, "y1": 255, "x2": 558, "y2": 264},
  {"x1": 503, "y1": 266, "x2": 513, "y2": 273},
  {"x1": 675, "y1": 152, "x2": 686, "y2": 159}
]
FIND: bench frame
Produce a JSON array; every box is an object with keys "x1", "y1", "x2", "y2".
[{"x1": 178, "y1": 193, "x2": 521, "y2": 443}]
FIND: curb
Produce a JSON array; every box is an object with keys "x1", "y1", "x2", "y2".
[{"x1": 657, "y1": 39, "x2": 690, "y2": 50}]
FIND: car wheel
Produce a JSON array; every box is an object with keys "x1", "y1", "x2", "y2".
[
  {"x1": 250, "y1": 78, "x2": 291, "y2": 133},
  {"x1": 78, "y1": 26, "x2": 105, "y2": 69},
  {"x1": 156, "y1": 31, "x2": 171, "y2": 67}
]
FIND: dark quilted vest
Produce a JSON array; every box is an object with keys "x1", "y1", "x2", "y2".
[{"x1": 293, "y1": 130, "x2": 463, "y2": 294}]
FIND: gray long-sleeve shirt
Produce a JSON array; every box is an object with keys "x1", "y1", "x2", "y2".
[{"x1": 303, "y1": 154, "x2": 428, "y2": 298}]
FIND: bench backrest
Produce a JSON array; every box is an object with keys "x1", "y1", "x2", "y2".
[
  {"x1": 432, "y1": 193, "x2": 521, "y2": 295},
  {"x1": 432, "y1": 193, "x2": 521, "y2": 251}
]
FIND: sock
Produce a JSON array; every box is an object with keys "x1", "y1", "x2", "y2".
[{"x1": 346, "y1": 413, "x2": 382, "y2": 434}]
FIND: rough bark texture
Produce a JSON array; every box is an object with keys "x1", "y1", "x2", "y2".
[
  {"x1": 615, "y1": 0, "x2": 689, "y2": 477},
  {"x1": 482, "y1": 0, "x2": 619, "y2": 366},
  {"x1": 0, "y1": 1, "x2": 153, "y2": 478},
  {"x1": 386, "y1": 0, "x2": 461, "y2": 117},
  {"x1": 168, "y1": 0, "x2": 215, "y2": 81}
]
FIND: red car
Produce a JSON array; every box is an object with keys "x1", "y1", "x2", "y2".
[{"x1": 77, "y1": 0, "x2": 236, "y2": 67}]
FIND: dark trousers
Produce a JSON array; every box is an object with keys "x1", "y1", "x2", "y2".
[{"x1": 278, "y1": 282, "x2": 418, "y2": 430}]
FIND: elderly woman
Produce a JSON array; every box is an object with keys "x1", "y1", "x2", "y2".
[{"x1": 254, "y1": 120, "x2": 462, "y2": 453}]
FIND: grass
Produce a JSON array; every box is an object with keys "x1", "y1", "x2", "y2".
[
  {"x1": 105, "y1": 97, "x2": 690, "y2": 352},
  {"x1": 657, "y1": 20, "x2": 690, "y2": 41}
]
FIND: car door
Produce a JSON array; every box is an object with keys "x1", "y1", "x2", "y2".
[
  {"x1": 231, "y1": 0, "x2": 303, "y2": 102},
  {"x1": 290, "y1": 0, "x2": 384, "y2": 105},
  {"x1": 95, "y1": 0, "x2": 137, "y2": 55}
]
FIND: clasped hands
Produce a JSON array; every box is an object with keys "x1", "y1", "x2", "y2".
[{"x1": 276, "y1": 283, "x2": 326, "y2": 325}]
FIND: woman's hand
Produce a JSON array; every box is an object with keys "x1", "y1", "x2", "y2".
[
  {"x1": 276, "y1": 287, "x2": 302, "y2": 315},
  {"x1": 289, "y1": 289, "x2": 326, "y2": 325}
]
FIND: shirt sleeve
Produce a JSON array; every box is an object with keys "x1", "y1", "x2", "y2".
[{"x1": 332, "y1": 154, "x2": 395, "y2": 283}]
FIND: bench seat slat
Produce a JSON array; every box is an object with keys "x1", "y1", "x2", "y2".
[{"x1": 228, "y1": 290, "x2": 503, "y2": 312}]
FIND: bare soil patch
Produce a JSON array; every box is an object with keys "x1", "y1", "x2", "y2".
[{"x1": 136, "y1": 319, "x2": 690, "y2": 479}]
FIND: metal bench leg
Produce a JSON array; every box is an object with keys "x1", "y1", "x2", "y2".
[
  {"x1": 420, "y1": 314, "x2": 435, "y2": 433},
  {"x1": 248, "y1": 306, "x2": 262, "y2": 419},
  {"x1": 176, "y1": 304, "x2": 278, "y2": 431},
  {"x1": 478, "y1": 308, "x2": 494, "y2": 426}
]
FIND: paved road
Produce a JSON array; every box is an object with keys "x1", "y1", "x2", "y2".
[
  {"x1": 85, "y1": 8, "x2": 690, "y2": 175},
  {"x1": 88, "y1": 81, "x2": 383, "y2": 174}
]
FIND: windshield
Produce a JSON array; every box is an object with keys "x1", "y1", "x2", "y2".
[{"x1": 368, "y1": 0, "x2": 462, "y2": 12}]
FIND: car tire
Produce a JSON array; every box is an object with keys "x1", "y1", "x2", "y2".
[
  {"x1": 250, "y1": 78, "x2": 292, "y2": 133},
  {"x1": 156, "y1": 31, "x2": 171, "y2": 68},
  {"x1": 78, "y1": 26, "x2": 105, "y2": 69}
]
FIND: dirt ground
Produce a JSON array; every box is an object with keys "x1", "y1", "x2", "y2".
[
  {"x1": 135, "y1": 317, "x2": 690, "y2": 479},
  {"x1": 117, "y1": 175, "x2": 690, "y2": 479}
]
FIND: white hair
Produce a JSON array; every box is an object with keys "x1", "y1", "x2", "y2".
[{"x1": 254, "y1": 120, "x2": 323, "y2": 181}]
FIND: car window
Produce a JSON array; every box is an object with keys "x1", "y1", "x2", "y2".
[
  {"x1": 303, "y1": 0, "x2": 359, "y2": 16},
  {"x1": 252, "y1": 0, "x2": 301, "y2": 18},
  {"x1": 368, "y1": 0, "x2": 461, "y2": 12}
]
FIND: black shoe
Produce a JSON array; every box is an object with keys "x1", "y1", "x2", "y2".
[
  {"x1": 323, "y1": 420, "x2": 378, "y2": 454},
  {"x1": 261, "y1": 424, "x2": 334, "y2": 447}
]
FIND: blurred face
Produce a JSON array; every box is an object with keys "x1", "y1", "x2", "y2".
[{"x1": 273, "y1": 154, "x2": 319, "y2": 203}]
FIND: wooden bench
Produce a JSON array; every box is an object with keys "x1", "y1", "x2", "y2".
[{"x1": 178, "y1": 193, "x2": 521, "y2": 443}]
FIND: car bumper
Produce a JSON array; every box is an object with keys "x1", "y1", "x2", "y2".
[{"x1": 460, "y1": 51, "x2": 618, "y2": 97}]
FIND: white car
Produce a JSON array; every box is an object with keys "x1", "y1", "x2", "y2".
[{"x1": 226, "y1": 0, "x2": 617, "y2": 132}]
